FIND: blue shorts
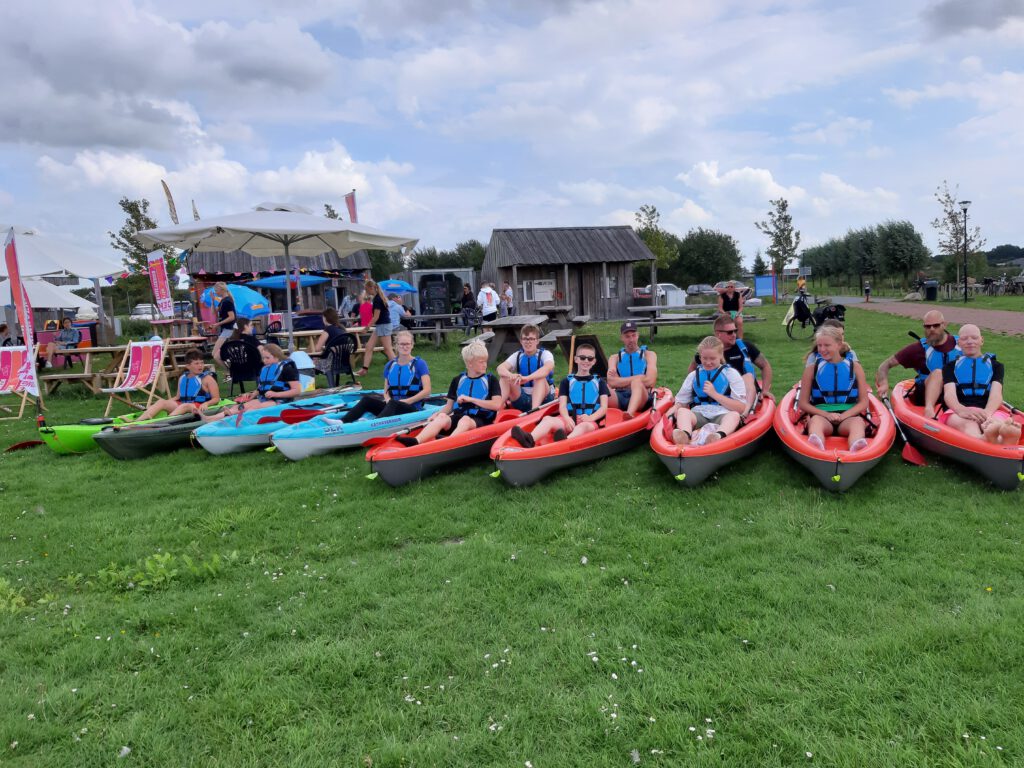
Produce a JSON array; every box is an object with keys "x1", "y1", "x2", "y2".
[
  {"x1": 375, "y1": 323, "x2": 393, "y2": 338},
  {"x1": 510, "y1": 388, "x2": 554, "y2": 412},
  {"x1": 615, "y1": 388, "x2": 653, "y2": 410}
]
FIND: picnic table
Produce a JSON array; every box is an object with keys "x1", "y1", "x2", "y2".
[
  {"x1": 38, "y1": 344, "x2": 128, "y2": 394},
  {"x1": 150, "y1": 318, "x2": 195, "y2": 338},
  {"x1": 627, "y1": 303, "x2": 719, "y2": 337},
  {"x1": 268, "y1": 329, "x2": 324, "y2": 353},
  {"x1": 537, "y1": 305, "x2": 575, "y2": 330},
  {"x1": 410, "y1": 313, "x2": 462, "y2": 348},
  {"x1": 481, "y1": 314, "x2": 549, "y2": 365}
]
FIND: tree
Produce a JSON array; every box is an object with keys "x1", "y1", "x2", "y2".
[
  {"x1": 669, "y1": 228, "x2": 742, "y2": 285},
  {"x1": 367, "y1": 250, "x2": 407, "y2": 281},
  {"x1": 876, "y1": 220, "x2": 931, "y2": 286},
  {"x1": 931, "y1": 181, "x2": 986, "y2": 287},
  {"x1": 324, "y1": 203, "x2": 340, "y2": 220},
  {"x1": 752, "y1": 249, "x2": 768, "y2": 276},
  {"x1": 754, "y1": 198, "x2": 800, "y2": 276},
  {"x1": 408, "y1": 239, "x2": 487, "y2": 271},
  {"x1": 987, "y1": 244, "x2": 1024, "y2": 265},
  {"x1": 109, "y1": 197, "x2": 178, "y2": 274},
  {"x1": 633, "y1": 204, "x2": 674, "y2": 269}
]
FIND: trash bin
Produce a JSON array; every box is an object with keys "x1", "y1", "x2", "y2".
[{"x1": 923, "y1": 280, "x2": 939, "y2": 301}]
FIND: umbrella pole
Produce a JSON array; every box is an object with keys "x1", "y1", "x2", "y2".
[{"x1": 284, "y1": 242, "x2": 295, "y2": 352}]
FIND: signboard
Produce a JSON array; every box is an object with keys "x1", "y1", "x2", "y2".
[
  {"x1": 147, "y1": 250, "x2": 174, "y2": 318},
  {"x1": 533, "y1": 279, "x2": 556, "y2": 303},
  {"x1": 3, "y1": 229, "x2": 39, "y2": 396}
]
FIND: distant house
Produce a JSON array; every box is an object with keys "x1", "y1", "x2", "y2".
[{"x1": 480, "y1": 226, "x2": 653, "y2": 320}]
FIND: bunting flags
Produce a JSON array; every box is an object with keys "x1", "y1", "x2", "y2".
[{"x1": 3, "y1": 229, "x2": 39, "y2": 397}]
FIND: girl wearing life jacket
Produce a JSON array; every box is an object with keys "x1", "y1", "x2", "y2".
[
  {"x1": 496, "y1": 324, "x2": 555, "y2": 411},
  {"x1": 395, "y1": 340, "x2": 502, "y2": 446},
  {"x1": 940, "y1": 324, "x2": 1021, "y2": 444},
  {"x1": 665, "y1": 336, "x2": 747, "y2": 446},
  {"x1": 208, "y1": 344, "x2": 302, "y2": 420},
  {"x1": 511, "y1": 343, "x2": 609, "y2": 447},
  {"x1": 339, "y1": 329, "x2": 432, "y2": 424},
  {"x1": 798, "y1": 325, "x2": 870, "y2": 452},
  {"x1": 139, "y1": 348, "x2": 222, "y2": 420}
]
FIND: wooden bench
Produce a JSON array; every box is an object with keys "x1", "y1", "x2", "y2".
[
  {"x1": 461, "y1": 332, "x2": 494, "y2": 346},
  {"x1": 39, "y1": 372, "x2": 101, "y2": 394},
  {"x1": 571, "y1": 315, "x2": 591, "y2": 329}
]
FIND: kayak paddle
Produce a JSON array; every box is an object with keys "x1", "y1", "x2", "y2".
[{"x1": 882, "y1": 395, "x2": 927, "y2": 466}]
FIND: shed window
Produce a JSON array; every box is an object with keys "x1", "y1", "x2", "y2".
[{"x1": 603, "y1": 275, "x2": 619, "y2": 299}]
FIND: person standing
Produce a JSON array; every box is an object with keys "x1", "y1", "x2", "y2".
[
  {"x1": 477, "y1": 283, "x2": 500, "y2": 327},
  {"x1": 717, "y1": 281, "x2": 745, "y2": 339},
  {"x1": 355, "y1": 279, "x2": 396, "y2": 377},
  {"x1": 208, "y1": 282, "x2": 236, "y2": 371},
  {"x1": 502, "y1": 281, "x2": 515, "y2": 316},
  {"x1": 459, "y1": 284, "x2": 477, "y2": 332}
]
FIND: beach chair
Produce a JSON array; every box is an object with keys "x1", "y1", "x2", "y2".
[
  {"x1": 0, "y1": 345, "x2": 42, "y2": 420},
  {"x1": 101, "y1": 340, "x2": 170, "y2": 416}
]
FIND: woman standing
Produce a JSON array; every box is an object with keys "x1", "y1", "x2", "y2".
[
  {"x1": 355, "y1": 279, "x2": 395, "y2": 376},
  {"x1": 717, "y1": 281, "x2": 744, "y2": 339}
]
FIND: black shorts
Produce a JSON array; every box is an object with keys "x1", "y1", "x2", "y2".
[
  {"x1": 907, "y1": 382, "x2": 926, "y2": 406},
  {"x1": 448, "y1": 410, "x2": 494, "y2": 430}
]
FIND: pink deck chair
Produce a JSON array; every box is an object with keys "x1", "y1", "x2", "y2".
[
  {"x1": 101, "y1": 340, "x2": 170, "y2": 416},
  {"x1": 0, "y1": 345, "x2": 42, "y2": 420}
]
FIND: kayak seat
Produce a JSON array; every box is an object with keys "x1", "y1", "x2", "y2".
[{"x1": 496, "y1": 409, "x2": 524, "y2": 423}]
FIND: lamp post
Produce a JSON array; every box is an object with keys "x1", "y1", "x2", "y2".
[{"x1": 959, "y1": 200, "x2": 971, "y2": 303}]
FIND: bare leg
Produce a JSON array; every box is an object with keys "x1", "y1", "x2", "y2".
[
  {"x1": 999, "y1": 420, "x2": 1022, "y2": 444},
  {"x1": 735, "y1": 314, "x2": 744, "y2": 339},
  {"x1": 945, "y1": 413, "x2": 984, "y2": 438},
  {"x1": 807, "y1": 415, "x2": 830, "y2": 449},
  {"x1": 705, "y1": 412, "x2": 741, "y2": 444},
  {"x1": 531, "y1": 415, "x2": 565, "y2": 443},
  {"x1": 672, "y1": 408, "x2": 696, "y2": 445},
  {"x1": 500, "y1": 377, "x2": 521, "y2": 407},
  {"x1": 359, "y1": 332, "x2": 379, "y2": 372},
  {"x1": 211, "y1": 336, "x2": 228, "y2": 370},
  {"x1": 627, "y1": 378, "x2": 647, "y2": 416},
  {"x1": 449, "y1": 414, "x2": 479, "y2": 438},
  {"x1": 380, "y1": 335, "x2": 395, "y2": 361},
  {"x1": 568, "y1": 420, "x2": 599, "y2": 439},
  {"x1": 742, "y1": 372, "x2": 757, "y2": 412},
  {"x1": 923, "y1": 370, "x2": 944, "y2": 418},
  {"x1": 530, "y1": 380, "x2": 550, "y2": 409},
  {"x1": 838, "y1": 415, "x2": 866, "y2": 449},
  {"x1": 139, "y1": 398, "x2": 180, "y2": 421},
  {"x1": 415, "y1": 413, "x2": 453, "y2": 444}
]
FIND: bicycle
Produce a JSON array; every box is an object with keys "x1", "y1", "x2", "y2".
[{"x1": 786, "y1": 292, "x2": 846, "y2": 340}]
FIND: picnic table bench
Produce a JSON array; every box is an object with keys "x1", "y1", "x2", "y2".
[
  {"x1": 480, "y1": 314, "x2": 549, "y2": 365},
  {"x1": 538, "y1": 304, "x2": 575, "y2": 330},
  {"x1": 409, "y1": 313, "x2": 462, "y2": 348},
  {"x1": 38, "y1": 344, "x2": 129, "y2": 394}
]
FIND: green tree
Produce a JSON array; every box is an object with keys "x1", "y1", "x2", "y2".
[
  {"x1": 752, "y1": 249, "x2": 768, "y2": 276},
  {"x1": 633, "y1": 204, "x2": 674, "y2": 269},
  {"x1": 931, "y1": 181, "x2": 986, "y2": 287},
  {"x1": 876, "y1": 220, "x2": 931, "y2": 287},
  {"x1": 986, "y1": 243, "x2": 1024, "y2": 265},
  {"x1": 367, "y1": 250, "x2": 407, "y2": 281},
  {"x1": 109, "y1": 197, "x2": 178, "y2": 274},
  {"x1": 754, "y1": 198, "x2": 800, "y2": 276},
  {"x1": 324, "y1": 203, "x2": 340, "y2": 220},
  {"x1": 408, "y1": 239, "x2": 487, "y2": 270},
  {"x1": 669, "y1": 228, "x2": 742, "y2": 285}
]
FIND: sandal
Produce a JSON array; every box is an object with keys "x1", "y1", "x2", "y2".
[
  {"x1": 354, "y1": 367, "x2": 369, "y2": 377},
  {"x1": 671, "y1": 429, "x2": 692, "y2": 446}
]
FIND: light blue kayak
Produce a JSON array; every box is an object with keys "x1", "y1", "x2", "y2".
[
  {"x1": 194, "y1": 389, "x2": 375, "y2": 455},
  {"x1": 272, "y1": 398, "x2": 446, "y2": 460}
]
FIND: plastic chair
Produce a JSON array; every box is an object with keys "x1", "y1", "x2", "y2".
[
  {"x1": 263, "y1": 320, "x2": 283, "y2": 342},
  {"x1": 219, "y1": 340, "x2": 262, "y2": 396},
  {"x1": 321, "y1": 333, "x2": 356, "y2": 388}
]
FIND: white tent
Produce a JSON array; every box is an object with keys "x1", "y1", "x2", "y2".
[{"x1": 0, "y1": 278, "x2": 98, "y2": 314}]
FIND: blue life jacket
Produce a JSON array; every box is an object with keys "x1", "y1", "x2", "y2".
[
  {"x1": 257, "y1": 360, "x2": 297, "y2": 401},
  {"x1": 692, "y1": 365, "x2": 732, "y2": 405},
  {"x1": 810, "y1": 352, "x2": 859, "y2": 406},
  {"x1": 566, "y1": 375, "x2": 602, "y2": 417},
  {"x1": 515, "y1": 349, "x2": 553, "y2": 387},
  {"x1": 385, "y1": 357, "x2": 425, "y2": 404},
  {"x1": 454, "y1": 372, "x2": 494, "y2": 419},
  {"x1": 178, "y1": 370, "x2": 213, "y2": 404},
  {"x1": 953, "y1": 354, "x2": 995, "y2": 402},
  {"x1": 916, "y1": 335, "x2": 961, "y2": 385},
  {"x1": 616, "y1": 346, "x2": 647, "y2": 378},
  {"x1": 734, "y1": 339, "x2": 757, "y2": 377}
]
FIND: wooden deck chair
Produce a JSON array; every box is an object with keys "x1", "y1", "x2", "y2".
[
  {"x1": 0, "y1": 345, "x2": 42, "y2": 420},
  {"x1": 101, "y1": 340, "x2": 170, "y2": 416}
]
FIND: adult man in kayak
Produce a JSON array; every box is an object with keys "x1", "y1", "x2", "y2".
[
  {"x1": 607, "y1": 321, "x2": 658, "y2": 418},
  {"x1": 686, "y1": 315, "x2": 771, "y2": 413},
  {"x1": 875, "y1": 310, "x2": 960, "y2": 419},
  {"x1": 496, "y1": 324, "x2": 555, "y2": 412},
  {"x1": 940, "y1": 323, "x2": 1021, "y2": 444}
]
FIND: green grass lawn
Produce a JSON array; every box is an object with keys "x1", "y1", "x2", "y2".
[
  {"x1": 935, "y1": 295, "x2": 1024, "y2": 312},
  {"x1": 2, "y1": 305, "x2": 1022, "y2": 767}
]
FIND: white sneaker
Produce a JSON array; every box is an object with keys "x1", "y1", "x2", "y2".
[{"x1": 695, "y1": 423, "x2": 716, "y2": 446}]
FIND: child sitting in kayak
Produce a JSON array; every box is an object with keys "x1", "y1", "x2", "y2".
[
  {"x1": 139, "y1": 348, "x2": 221, "y2": 420},
  {"x1": 206, "y1": 344, "x2": 302, "y2": 420},
  {"x1": 510, "y1": 343, "x2": 609, "y2": 447},
  {"x1": 798, "y1": 325, "x2": 870, "y2": 452},
  {"x1": 395, "y1": 340, "x2": 502, "y2": 446},
  {"x1": 665, "y1": 336, "x2": 747, "y2": 446},
  {"x1": 338, "y1": 329, "x2": 432, "y2": 423},
  {"x1": 940, "y1": 323, "x2": 1021, "y2": 444}
]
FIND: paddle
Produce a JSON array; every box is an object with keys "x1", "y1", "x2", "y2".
[
  {"x1": 1003, "y1": 400, "x2": 1022, "y2": 416},
  {"x1": 882, "y1": 395, "x2": 927, "y2": 466}
]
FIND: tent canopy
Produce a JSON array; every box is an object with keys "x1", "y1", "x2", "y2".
[
  {"x1": 0, "y1": 225, "x2": 123, "y2": 279},
  {"x1": 1, "y1": 278, "x2": 98, "y2": 312}
]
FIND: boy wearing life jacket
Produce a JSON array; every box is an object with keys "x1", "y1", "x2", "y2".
[
  {"x1": 396, "y1": 340, "x2": 502, "y2": 446},
  {"x1": 666, "y1": 336, "x2": 747, "y2": 446},
  {"x1": 340, "y1": 329, "x2": 432, "y2": 423},
  {"x1": 497, "y1": 324, "x2": 555, "y2": 412},
  {"x1": 798, "y1": 325, "x2": 870, "y2": 452},
  {"x1": 510, "y1": 343, "x2": 609, "y2": 446},
  {"x1": 686, "y1": 315, "x2": 772, "y2": 412},
  {"x1": 875, "y1": 310, "x2": 960, "y2": 419},
  {"x1": 940, "y1": 324, "x2": 1021, "y2": 444},
  {"x1": 139, "y1": 348, "x2": 221, "y2": 420},
  {"x1": 607, "y1": 321, "x2": 658, "y2": 418}
]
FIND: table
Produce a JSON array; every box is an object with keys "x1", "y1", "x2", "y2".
[
  {"x1": 627, "y1": 303, "x2": 719, "y2": 338},
  {"x1": 411, "y1": 313, "x2": 462, "y2": 348},
  {"x1": 268, "y1": 329, "x2": 324, "y2": 353},
  {"x1": 537, "y1": 304, "x2": 575, "y2": 330},
  {"x1": 38, "y1": 344, "x2": 128, "y2": 394},
  {"x1": 480, "y1": 315, "x2": 549, "y2": 365},
  {"x1": 150, "y1": 318, "x2": 196, "y2": 338}
]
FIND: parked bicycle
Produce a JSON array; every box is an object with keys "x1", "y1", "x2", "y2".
[{"x1": 786, "y1": 291, "x2": 846, "y2": 340}]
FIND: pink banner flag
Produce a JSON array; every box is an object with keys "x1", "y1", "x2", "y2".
[
  {"x1": 3, "y1": 229, "x2": 40, "y2": 397},
  {"x1": 344, "y1": 190, "x2": 358, "y2": 223},
  {"x1": 146, "y1": 250, "x2": 174, "y2": 318}
]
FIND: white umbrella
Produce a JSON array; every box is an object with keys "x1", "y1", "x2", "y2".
[
  {"x1": 1, "y1": 278, "x2": 98, "y2": 312},
  {"x1": 136, "y1": 203, "x2": 417, "y2": 350}
]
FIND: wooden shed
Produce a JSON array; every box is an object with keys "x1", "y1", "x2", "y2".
[{"x1": 481, "y1": 226, "x2": 653, "y2": 320}]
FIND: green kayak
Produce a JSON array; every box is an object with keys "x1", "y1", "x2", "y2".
[{"x1": 39, "y1": 400, "x2": 234, "y2": 455}]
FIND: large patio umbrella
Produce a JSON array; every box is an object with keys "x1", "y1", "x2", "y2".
[
  {"x1": 137, "y1": 203, "x2": 417, "y2": 350},
  {"x1": 246, "y1": 274, "x2": 330, "y2": 289}
]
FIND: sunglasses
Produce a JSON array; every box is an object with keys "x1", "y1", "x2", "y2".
[
  {"x1": 923, "y1": 323, "x2": 942, "y2": 330},
  {"x1": 576, "y1": 355, "x2": 595, "y2": 361},
  {"x1": 718, "y1": 329, "x2": 738, "y2": 335}
]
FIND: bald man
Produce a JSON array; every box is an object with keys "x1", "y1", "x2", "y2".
[{"x1": 875, "y1": 310, "x2": 961, "y2": 418}]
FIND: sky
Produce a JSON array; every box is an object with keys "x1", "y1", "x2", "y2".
[{"x1": 1, "y1": 0, "x2": 1023, "y2": 269}]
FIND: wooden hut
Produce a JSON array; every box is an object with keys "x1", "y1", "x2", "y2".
[{"x1": 480, "y1": 226, "x2": 653, "y2": 320}]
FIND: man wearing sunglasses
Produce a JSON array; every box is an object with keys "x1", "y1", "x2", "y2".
[
  {"x1": 875, "y1": 310, "x2": 960, "y2": 419},
  {"x1": 686, "y1": 315, "x2": 772, "y2": 412},
  {"x1": 607, "y1": 321, "x2": 659, "y2": 418}
]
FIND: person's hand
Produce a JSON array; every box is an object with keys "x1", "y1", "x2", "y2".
[
  {"x1": 968, "y1": 408, "x2": 989, "y2": 424},
  {"x1": 875, "y1": 381, "x2": 889, "y2": 399},
  {"x1": 827, "y1": 412, "x2": 843, "y2": 425},
  {"x1": 457, "y1": 394, "x2": 470, "y2": 405},
  {"x1": 562, "y1": 416, "x2": 576, "y2": 432},
  {"x1": 702, "y1": 380, "x2": 717, "y2": 396}
]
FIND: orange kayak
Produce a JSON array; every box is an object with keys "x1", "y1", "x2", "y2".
[
  {"x1": 891, "y1": 380, "x2": 1023, "y2": 490},
  {"x1": 773, "y1": 385, "x2": 895, "y2": 492}
]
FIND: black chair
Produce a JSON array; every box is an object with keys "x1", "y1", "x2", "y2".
[
  {"x1": 263, "y1": 320, "x2": 282, "y2": 343},
  {"x1": 220, "y1": 340, "x2": 263, "y2": 395},
  {"x1": 321, "y1": 333, "x2": 356, "y2": 388}
]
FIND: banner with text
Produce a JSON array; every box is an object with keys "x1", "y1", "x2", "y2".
[
  {"x1": 3, "y1": 229, "x2": 40, "y2": 396},
  {"x1": 147, "y1": 250, "x2": 174, "y2": 318}
]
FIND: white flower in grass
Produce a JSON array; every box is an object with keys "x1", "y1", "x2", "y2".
[
  {"x1": 630, "y1": 749, "x2": 641, "y2": 764},
  {"x1": 805, "y1": 752, "x2": 813, "y2": 759},
  {"x1": 118, "y1": 746, "x2": 131, "y2": 758},
  {"x1": 525, "y1": 762, "x2": 533, "y2": 768},
  {"x1": 580, "y1": 556, "x2": 588, "y2": 565},
  {"x1": 27, "y1": 714, "x2": 35, "y2": 721}
]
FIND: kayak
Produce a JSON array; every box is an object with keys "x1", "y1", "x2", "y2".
[
  {"x1": 38, "y1": 400, "x2": 234, "y2": 455},
  {"x1": 773, "y1": 385, "x2": 895, "y2": 492},
  {"x1": 194, "y1": 389, "x2": 370, "y2": 455},
  {"x1": 649, "y1": 394, "x2": 776, "y2": 486},
  {"x1": 891, "y1": 379, "x2": 1024, "y2": 490},
  {"x1": 489, "y1": 387, "x2": 673, "y2": 486},
  {"x1": 271, "y1": 397, "x2": 448, "y2": 460},
  {"x1": 93, "y1": 414, "x2": 208, "y2": 460},
  {"x1": 366, "y1": 401, "x2": 560, "y2": 486}
]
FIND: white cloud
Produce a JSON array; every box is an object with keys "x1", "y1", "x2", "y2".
[
  {"x1": 811, "y1": 173, "x2": 899, "y2": 216},
  {"x1": 678, "y1": 161, "x2": 806, "y2": 206},
  {"x1": 791, "y1": 117, "x2": 873, "y2": 146}
]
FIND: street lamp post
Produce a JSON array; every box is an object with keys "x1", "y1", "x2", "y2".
[{"x1": 959, "y1": 200, "x2": 971, "y2": 303}]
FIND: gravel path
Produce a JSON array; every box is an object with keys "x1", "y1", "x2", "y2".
[{"x1": 853, "y1": 301, "x2": 1023, "y2": 336}]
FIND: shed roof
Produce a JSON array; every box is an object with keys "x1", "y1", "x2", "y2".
[
  {"x1": 485, "y1": 226, "x2": 653, "y2": 268},
  {"x1": 186, "y1": 249, "x2": 370, "y2": 276}
]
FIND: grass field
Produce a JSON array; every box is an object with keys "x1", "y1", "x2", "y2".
[{"x1": 2, "y1": 304, "x2": 1022, "y2": 767}]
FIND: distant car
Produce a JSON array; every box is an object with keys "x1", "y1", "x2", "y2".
[
  {"x1": 642, "y1": 282, "x2": 682, "y2": 298},
  {"x1": 686, "y1": 284, "x2": 717, "y2": 296},
  {"x1": 713, "y1": 281, "x2": 753, "y2": 300},
  {"x1": 174, "y1": 300, "x2": 194, "y2": 318},
  {"x1": 129, "y1": 303, "x2": 160, "y2": 320}
]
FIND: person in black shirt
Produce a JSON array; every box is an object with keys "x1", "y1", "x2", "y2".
[
  {"x1": 717, "y1": 281, "x2": 745, "y2": 338},
  {"x1": 355, "y1": 279, "x2": 395, "y2": 376},
  {"x1": 940, "y1": 324, "x2": 1020, "y2": 444},
  {"x1": 209, "y1": 282, "x2": 237, "y2": 370}
]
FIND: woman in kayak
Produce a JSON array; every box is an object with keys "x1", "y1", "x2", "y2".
[
  {"x1": 138, "y1": 348, "x2": 222, "y2": 420},
  {"x1": 510, "y1": 343, "x2": 609, "y2": 446},
  {"x1": 338, "y1": 329, "x2": 432, "y2": 423},
  {"x1": 206, "y1": 344, "x2": 302, "y2": 420},
  {"x1": 664, "y1": 336, "x2": 747, "y2": 446},
  {"x1": 940, "y1": 323, "x2": 1021, "y2": 444},
  {"x1": 395, "y1": 340, "x2": 501, "y2": 446},
  {"x1": 799, "y1": 324, "x2": 871, "y2": 452}
]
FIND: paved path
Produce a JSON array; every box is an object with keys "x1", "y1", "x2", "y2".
[{"x1": 853, "y1": 301, "x2": 1023, "y2": 336}]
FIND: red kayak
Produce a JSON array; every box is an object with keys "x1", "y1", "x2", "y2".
[
  {"x1": 365, "y1": 402, "x2": 559, "y2": 486},
  {"x1": 490, "y1": 387, "x2": 673, "y2": 486},
  {"x1": 891, "y1": 379, "x2": 1023, "y2": 490},
  {"x1": 649, "y1": 395, "x2": 776, "y2": 486},
  {"x1": 773, "y1": 385, "x2": 895, "y2": 492}
]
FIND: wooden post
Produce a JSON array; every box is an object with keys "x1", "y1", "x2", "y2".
[
  {"x1": 601, "y1": 261, "x2": 608, "y2": 320},
  {"x1": 563, "y1": 263, "x2": 569, "y2": 305},
  {"x1": 511, "y1": 264, "x2": 518, "y2": 315}
]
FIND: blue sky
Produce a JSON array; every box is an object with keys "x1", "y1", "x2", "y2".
[{"x1": 1, "y1": 0, "x2": 1022, "y2": 268}]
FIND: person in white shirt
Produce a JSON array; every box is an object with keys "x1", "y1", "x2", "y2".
[
  {"x1": 663, "y1": 335, "x2": 747, "y2": 446},
  {"x1": 502, "y1": 281, "x2": 515, "y2": 317},
  {"x1": 477, "y1": 283, "x2": 500, "y2": 326},
  {"x1": 496, "y1": 324, "x2": 555, "y2": 411}
]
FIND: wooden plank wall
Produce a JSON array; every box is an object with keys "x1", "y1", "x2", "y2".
[{"x1": 500, "y1": 262, "x2": 634, "y2": 320}]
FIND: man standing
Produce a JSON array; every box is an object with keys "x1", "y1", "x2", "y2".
[
  {"x1": 208, "y1": 282, "x2": 236, "y2": 370},
  {"x1": 686, "y1": 315, "x2": 772, "y2": 412},
  {"x1": 606, "y1": 321, "x2": 658, "y2": 417},
  {"x1": 875, "y1": 310, "x2": 960, "y2": 418}
]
